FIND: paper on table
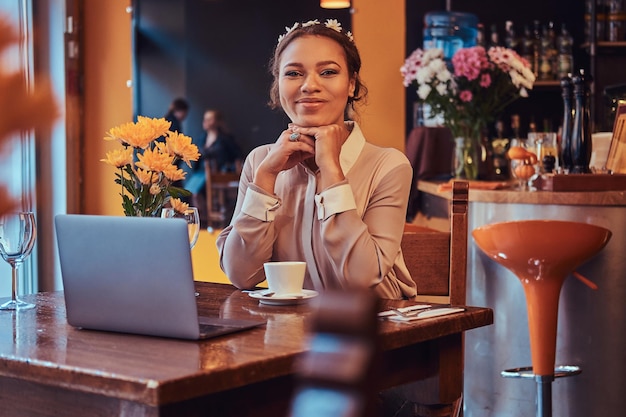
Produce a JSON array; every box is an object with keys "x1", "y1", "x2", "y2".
[
  {"x1": 377, "y1": 304, "x2": 432, "y2": 318},
  {"x1": 387, "y1": 307, "x2": 466, "y2": 322}
]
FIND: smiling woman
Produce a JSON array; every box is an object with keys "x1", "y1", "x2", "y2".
[{"x1": 216, "y1": 19, "x2": 416, "y2": 301}]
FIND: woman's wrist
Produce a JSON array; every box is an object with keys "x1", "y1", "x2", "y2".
[
  {"x1": 253, "y1": 166, "x2": 278, "y2": 195},
  {"x1": 318, "y1": 166, "x2": 344, "y2": 190}
]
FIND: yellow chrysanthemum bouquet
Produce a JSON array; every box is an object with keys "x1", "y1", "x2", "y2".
[{"x1": 101, "y1": 116, "x2": 200, "y2": 217}]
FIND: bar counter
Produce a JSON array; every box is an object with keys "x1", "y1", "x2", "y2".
[{"x1": 417, "y1": 180, "x2": 626, "y2": 417}]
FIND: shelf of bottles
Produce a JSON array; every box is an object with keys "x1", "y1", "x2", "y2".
[
  {"x1": 477, "y1": 19, "x2": 574, "y2": 84},
  {"x1": 586, "y1": 0, "x2": 626, "y2": 44}
]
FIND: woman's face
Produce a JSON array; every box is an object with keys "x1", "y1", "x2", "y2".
[
  {"x1": 202, "y1": 111, "x2": 216, "y2": 131},
  {"x1": 278, "y1": 35, "x2": 355, "y2": 127}
]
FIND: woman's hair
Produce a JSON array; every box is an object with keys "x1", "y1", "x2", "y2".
[
  {"x1": 267, "y1": 20, "x2": 368, "y2": 120},
  {"x1": 169, "y1": 97, "x2": 189, "y2": 112}
]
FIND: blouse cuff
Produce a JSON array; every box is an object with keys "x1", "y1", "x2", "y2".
[
  {"x1": 314, "y1": 183, "x2": 356, "y2": 221},
  {"x1": 241, "y1": 186, "x2": 282, "y2": 222}
]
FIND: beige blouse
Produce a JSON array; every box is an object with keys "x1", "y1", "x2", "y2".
[{"x1": 216, "y1": 122, "x2": 417, "y2": 300}]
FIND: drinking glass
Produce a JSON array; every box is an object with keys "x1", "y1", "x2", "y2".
[
  {"x1": 0, "y1": 212, "x2": 37, "y2": 310},
  {"x1": 510, "y1": 158, "x2": 538, "y2": 191},
  {"x1": 508, "y1": 139, "x2": 539, "y2": 191},
  {"x1": 529, "y1": 132, "x2": 559, "y2": 173},
  {"x1": 161, "y1": 207, "x2": 200, "y2": 249}
]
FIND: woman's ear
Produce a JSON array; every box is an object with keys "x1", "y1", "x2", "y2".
[{"x1": 348, "y1": 74, "x2": 356, "y2": 98}]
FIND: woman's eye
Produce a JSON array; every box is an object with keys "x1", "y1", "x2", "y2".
[
  {"x1": 284, "y1": 70, "x2": 301, "y2": 77},
  {"x1": 321, "y1": 69, "x2": 338, "y2": 76}
]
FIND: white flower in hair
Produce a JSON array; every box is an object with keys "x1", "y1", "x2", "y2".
[
  {"x1": 278, "y1": 22, "x2": 299, "y2": 43},
  {"x1": 324, "y1": 19, "x2": 342, "y2": 33},
  {"x1": 277, "y1": 19, "x2": 354, "y2": 45},
  {"x1": 302, "y1": 19, "x2": 319, "y2": 27}
]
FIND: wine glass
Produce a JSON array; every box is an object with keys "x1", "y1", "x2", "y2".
[
  {"x1": 161, "y1": 207, "x2": 200, "y2": 249},
  {"x1": 0, "y1": 212, "x2": 37, "y2": 310}
]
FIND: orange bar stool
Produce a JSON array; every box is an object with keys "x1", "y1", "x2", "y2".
[{"x1": 472, "y1": 220, "x2": 611, "y2": 417}]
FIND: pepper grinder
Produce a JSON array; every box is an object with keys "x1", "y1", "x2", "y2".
[
  {"x1": 559, "y1": 75, "x2": 573, "y2": 173},
  {"x1": 569, "y1": 69, "x2": 592, "y2": 174}
]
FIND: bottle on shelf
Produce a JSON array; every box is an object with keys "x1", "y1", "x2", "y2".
[
  {"x1": 521, "y1": 24, "x2": 534, "y2": 69},
  {"x1": 504, "y1": 20, "x2": 519, "y2": 52},
  {"x1": 488, "y1": 23, "x2": 500, "y2": 48},
  {"x1": 511, "y1": 114, "x2": 521, "y2": 139},
  {"x1": 543, "y1": 118, "x2": 554, "y2": 133},
  {"x1": 548, "y1": 22, "x2": 559, "y2": 78},
  {"x1": 491, "y1": 119, "x2": 510, "y2": 180},
  {"x1": 539, "y1": 23, "x2": 557, "y2": 80},
  {"x1": 532, "y1": 20, "x2": 542, "y2": 77},
  {"x1": 528, "y1": 117, "x2": 538, "y2": 135},
  {"x1": 608, "y1": 11, "x2": 626, "y2": 42},
  {"x1": 585, "y1": 1, "x2": 608, "y2": 43},
  {"x1": 557, "y1": 24, "x2": 574, "y2": 80},
  {"x1": 476, "y1": 22, "x2": 486, "y2": 47}
]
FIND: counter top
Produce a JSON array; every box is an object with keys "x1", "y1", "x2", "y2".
[{"x1": 418, "y1": 180, "x2": 626, "y2": 206}]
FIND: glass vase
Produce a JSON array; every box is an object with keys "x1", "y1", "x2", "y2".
[{"x1": 452, "y1": 136, "x2": 480, "y2": 180}]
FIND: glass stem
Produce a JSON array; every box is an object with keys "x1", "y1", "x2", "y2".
[{"x1": 11, "y1": 263, "x2": 18, "y2": 302}]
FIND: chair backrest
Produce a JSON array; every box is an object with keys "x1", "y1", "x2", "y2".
[
  {"x1": 402, "y1": 180, "x2": 469, "y2": 305},
  {"x1": 204, "y1": 160, "x2": 240, "y2": 227}
]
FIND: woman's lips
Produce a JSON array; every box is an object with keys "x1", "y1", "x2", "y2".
[{"x1": 296, "y1": 99, "x2": 324, "y2": 110}]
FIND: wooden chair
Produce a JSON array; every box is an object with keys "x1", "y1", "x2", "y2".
[
  {"x1": 204, "y1": 160, "x2": 240, "y2": 230},
  {"x1": 402, "y1": 180, "x2": 469, "y2": 306},
  {"x1": 395, "y1": 180, "x2": 469, "y2": 417}
]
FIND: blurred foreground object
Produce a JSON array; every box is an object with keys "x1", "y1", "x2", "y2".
[
  {"x1": 289, "y1": 290, "x2": 381, "y2": 417},
  {"x1": 0, "y1": 15, "x2": 59, "y2": 217}
]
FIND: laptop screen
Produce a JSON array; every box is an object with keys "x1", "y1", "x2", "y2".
[{"x1": 55, "y1": 214, "x2": 204, "y2": 339}]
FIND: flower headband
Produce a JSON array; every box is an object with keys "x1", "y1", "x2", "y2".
[{"x1": 277, "y1": 19, "x2": 354, "y2": 45}]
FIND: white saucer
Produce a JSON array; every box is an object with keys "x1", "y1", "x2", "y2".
[{"x1": 248, "y1": 289, "x2": 319, "y2": 306}]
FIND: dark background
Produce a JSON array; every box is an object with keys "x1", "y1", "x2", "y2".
[
  {"x1": 132, "y1": 0, "x2": 350, "y2": 155},
  {"x1": 132, "y1": 0, "x2": 623, "y2": 154}
]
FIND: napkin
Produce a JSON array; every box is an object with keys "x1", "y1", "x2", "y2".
[
  {"x1": 387, "y1": 307, "x2": 465, "y2": 322},
  {"x1": 378, "y1": 304, "x2": 431, "y2": 318}
]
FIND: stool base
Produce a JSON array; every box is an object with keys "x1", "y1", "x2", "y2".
[
  {"x1": 500, "y1": 366, "x2": 581, "y2": 417},
  {"x1": 501, "y1": 365, "x2": 582, "y2": 379}
]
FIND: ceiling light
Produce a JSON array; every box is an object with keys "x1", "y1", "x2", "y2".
[{"x1": 320, "y1": 0, "x2": 351, "y2": 9}]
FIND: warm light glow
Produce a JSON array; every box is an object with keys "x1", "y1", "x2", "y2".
[{"x1": 320, "y1": 0, "x2": 350, "y2": 9}]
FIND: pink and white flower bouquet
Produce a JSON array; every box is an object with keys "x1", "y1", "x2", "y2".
[{"x1": 401, "y1": 45, "x2": 536, "y2": 140}]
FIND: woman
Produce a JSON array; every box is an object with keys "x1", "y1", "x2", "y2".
[
  {"x1": 184, "y1": 109, "x2": 243, "y2": 222},
  {"x1": 216, "y1": 19, "x2": 416, "y2": 300},
  {"x1": 200, "y1": 109, "x2": 243, "y2": 174},
  {"x1": 163, "y1": 97, "x2": 189, "y2": 134}
]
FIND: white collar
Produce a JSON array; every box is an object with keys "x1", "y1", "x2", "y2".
[{"x1": 339, "y1": 121, "x2": 365, "y2": 175}]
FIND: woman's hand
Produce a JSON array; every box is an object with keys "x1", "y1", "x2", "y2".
[
  {"x1": 292, "y1": 123, "x2": 349, "y2": 189},
  {"x1": 253, "y1": 128, "x2": 315, "y2": 194}
]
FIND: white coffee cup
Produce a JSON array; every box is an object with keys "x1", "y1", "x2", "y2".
[{"x1": 263, "y1": 261, "x2": 306, "y2": 295}]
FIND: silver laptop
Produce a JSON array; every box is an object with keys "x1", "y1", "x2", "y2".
[{"x1": 54, "y1": 214, "x2": 264, "y2": 340}]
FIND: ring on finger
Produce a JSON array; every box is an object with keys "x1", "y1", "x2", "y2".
[{"x1": 289, "y1": 132, "x2": 300, "y2": 142}]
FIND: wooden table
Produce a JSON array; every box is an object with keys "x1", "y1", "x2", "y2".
[{"x1": 0, "y1": 282, "x2": 493, "y2": 417}]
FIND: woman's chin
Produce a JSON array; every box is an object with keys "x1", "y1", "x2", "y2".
[{"x1": 291, "y1": 117, "x2": 336, "y2": 127}]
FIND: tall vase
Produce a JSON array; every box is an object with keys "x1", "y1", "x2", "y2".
[{"x1": 452, "y1": 136, "x2": 480, "y2": 180}]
